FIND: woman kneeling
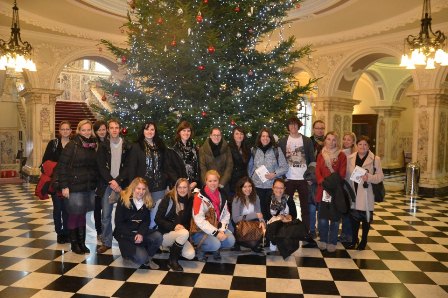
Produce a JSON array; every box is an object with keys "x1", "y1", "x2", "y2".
[
  {"x1": 155, "y1": 178, "x2": 195, "y2": 271},
  {"x1": 191, "y1": 170, "x2": 235, "y2": 261},
  {"x1": 113, "y1": 177, "x2": 163, "y2": 269}
]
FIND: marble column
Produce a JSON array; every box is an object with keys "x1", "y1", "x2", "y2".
[
  {"x1": 407, "y1": 89, "x2": 448, "y2": 196},
  {"x1": 19, "y1": 88, "x2": 63, "y2": 177},
  {"x1": 371, "y1": 106, "x2": 406, "y2": 170},
  {"x1": 311, "y1": 96, "x2": 361, "y2": 137}
]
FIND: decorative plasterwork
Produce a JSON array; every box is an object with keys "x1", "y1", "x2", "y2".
[{"x1": 371, "y1": 106, "x2": 406, "y2": 117}]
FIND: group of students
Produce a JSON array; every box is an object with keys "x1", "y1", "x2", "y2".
[{"x1": 40, "y1": 115, "x2": 383, "y2": 270}]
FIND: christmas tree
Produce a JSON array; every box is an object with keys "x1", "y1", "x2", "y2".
[{"x1": 98, "y1": 0, "x2": 315, "y2": 142}]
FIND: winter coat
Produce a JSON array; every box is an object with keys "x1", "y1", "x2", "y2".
[
  {"x1": 128, "y1": 142, "x2": 167, "y2": 192},
  {"x1": 57, "y1": 135, "x2": 98, "y2": 193},
  {"x1": 265, "y1": 218, "x2": 308, "y2": 259},
  {"x1": 192, "y1": 188, "x2": 230, "y2": 236},
  {"x1": 42, "y1": 137, "x2": 64, "y2": 163},
  {"x1": 315, "y1": 151, "x2": 347, "y2": 203},
  {"x1": 199, "y1": 139, "x2": 233, "y2": 186},
  {"x1": 154, "y1": 194, "x2": 193, "y2": 235},
  {"x1": 347, "y1": 151, "x2": 384, "y2": 212},
  {"x1": 320, "y1": 172, "x2": 348, "y2": 220},
  {"x1": 278, "y1": 134, "x2": 315, "y2": 169},
  {"x1": 229, "y1": 144, "x2": 249, "y2": 193},
  {"x1": 96, "y1": 138, "x2": 132, "y2": 197},
  {"x1": 165, "y1": 143, "x2": 200, "y2": 188},
  {"x1": 248, "y1": 146, "x2": 288, "y2": 189},
  {"x1": 231, "y1": 196, "x2": 262, "y2": 223},
  {"x1": 35, "y1": 160, "x2": 58, "y2": 200}
]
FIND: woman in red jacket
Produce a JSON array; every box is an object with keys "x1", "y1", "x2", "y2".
[{"x1": 315, "y1": 131, "x2": 347, "y2": 253}]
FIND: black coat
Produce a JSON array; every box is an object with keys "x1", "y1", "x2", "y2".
[
  {"x1": 320, "y1": 172, "x2": 348, "y2": 220},
  {"x1": 164, "y1": 146, "x2": 200, "y2": 188},
  {"x1": 96, "y1": 138, "x2": 132, "y2": 197},
  {"x1": 265, "y1": 219, "x2": 308, "y2": 259},
  {"x1": 127, "y1": 143, "x2": 167, "y2": 192},
  {"x1": 229, "y1": 144, "x2": 249, "y2": 193},
  {"x1": 57, "y1": 135, "x2": 98, "y2": 193},
  {"x1": 42, "y1": 138, "x2": 64, "y2": 164},
  {"x1": 154, "y1": 194, "x2": 193, "y2": 234}
]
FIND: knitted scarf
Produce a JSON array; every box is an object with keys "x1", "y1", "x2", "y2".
[{"x1": 321, "y1": 146, "x2": 341, "y2": 173}]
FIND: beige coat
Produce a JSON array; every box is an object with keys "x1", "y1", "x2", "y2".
[{"x1": 347, "y1": 151, "x2": 384, "y2": 212}]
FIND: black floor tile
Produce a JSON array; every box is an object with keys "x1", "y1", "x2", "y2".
[
  {"x1": 190, "y1": 288, "x2": 229, "y2": 298},
  {"x1": 17, "y1": 230, "x2": 50, "y2": 238},
  {"x1": 392, "y1": 243, "x2": 423, "y2": 251},
  {"x1": 0, "y1": 245, "x2": 16, "y2": 255},
  {"x1": 366, "y1": 236, "x2": 388, "y2": 243},
  {"x1": 29, "y1": 249, "x2": 64, "y2": 260},
  {"x1": 429, "y1": 252, "x2": 448, "y2": 262},
  {"x1": 113, "y1": 282, "x2": 157, "y2": 298},
  {"x1": 0, "y1": 286, "x2": 39, "y2": 298},
  {"x1": 201, "y1": 262, "x2": 235, "y2": 275},
  {"x1": 329, "y1": 268, "x2": 366, "y2": 281},
  {"x1": 353, "y1": 259, "x2": 388, "y2": 270},
  {"x1": 375, "y1": 251, "x2": 407, "y2": 260},
  {"x1": 0, "y1": 270, "x2": 29, "y2": 286},
  {"x1": 160, "y1": 272, "x2": 199, "y2": 287},
  {"x1": 371, "y1": 283, "x2": 415, "y2": 298},
  {"x1": 14, "y1": 223, "x2": 45, "y2": 230},
  {"x1": 71, "y1": 294, "x2": 108, "y2": 298},
  {"x1": 300, "y1": 280, "x2": 339, "y2": 295},
  {"x1": 408, "y1": 237, "x2": 437, "y2": 244},
  {"x1": 393, "y1": 271, "x2": 436, "y2": 284},
  {"x1": 267, "y1": 266, "x2": 299, "y2": 279},
  {"x1": 35, "y1": 261, "x2": 78, "y2": 275},
  {"x1": 83, "y1": 254, "x2": 119, "y2": 266},
  {"x1": 95, "y1": 266, "x2": 136, "y2": 281},
  {"x1": 231, "y1": 276, "x2": 266, "y2": 292},
  {"x1": 0, "y1": 256, "x2": 22, "y2": 269},
  {"x1": 422, "y1": 231, "x2": 447, "y2": 238},
  {"x1": 267, "y1": 293, "x2": 302, "y2": 298},
  {"x1": 413, "y1": 261, "x2": 448, "y2": 272},
  {"x1": 393, "y1": 225, "x2": 417, "y2": 231},
  {"x1": 375, "y1": 230, "x2": 402, "y2": 236},
  {"x1": 23, "y1": 239, "x2": 56, "y2": 249},
  {"x1": 236, "y1": 254, "x2": 266, "y2": 265},
  {"x1": 295, "y1": 257, "x2": 327, "y2": 268},
  {"x1": 44, "y1": 275, "x2": 91, "y2": 292}
]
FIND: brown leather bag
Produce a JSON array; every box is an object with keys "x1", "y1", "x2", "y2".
[
  {"x1": 190, "y1": 200, "x2": 218, "y2": 234},
  {"x1": 235, "y1": 220, "x2": 263, "y2": 248}
]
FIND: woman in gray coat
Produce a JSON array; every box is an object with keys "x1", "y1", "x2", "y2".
[{"x1": 346, "y1": 136, "x2": 384, "y2": 250}]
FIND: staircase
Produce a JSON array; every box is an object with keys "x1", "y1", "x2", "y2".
[{"x1": 55, "y1": 101, "x2": 97, "y2": 132}]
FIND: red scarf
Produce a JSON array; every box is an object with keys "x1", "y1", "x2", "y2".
[{"x1": 205, "y1": 186, "x2": 221, "y2": 220}]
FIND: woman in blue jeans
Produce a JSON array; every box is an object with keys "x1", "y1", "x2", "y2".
[
  {"x1": 191, "y1": 170, "x2": 235, "y2": 261},
  {"x1": 315, "y1": 132, "x2": 346, "y2": 253}
]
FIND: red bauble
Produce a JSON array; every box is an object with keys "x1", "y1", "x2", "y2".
[
  {"x1": 113, "y1": 91, "x2": 119, "y2": 97},
  {"x1": 101, "y1": 94, "x2": 107, "y2": 101},
  {"x1": 234, "y1": 6, "x2": 240, "y2": 12},
  {"x1": 121, "y1": 127, "x2": 128, "y2": 135},
  {"x1": 207, "y1": 45, "x2": 215, "y2": 54},
  {"x1": 248, "y1": 69, "x2": 254, "y2": 76},
  {"x1": 201, "y1": 111, "x2": 207, "y2": 117},
  {"x1": 231, "y1": 120, "x2": 236, "y2": 126},
  {"x1": 171, "y1": 40, "x2": 177, "y2": 47},
  {"x1": 121, "y1": 56, "x2": 127, "y2": 64},
  {"x1": 157, "y1": 17, "x2": 164, "y2": 25},
  {"x1": 198, "y1": 65, "x2": 205, "y2": 71},
  {"x1": 296, "y1": 3, "x2": 301, "y2": 9},
  {"x1": 203, "y1": 0, "x2": 208, "y2": 3},
  {"x1": 196, "y1": 15, "x2": 203, "y2": 23}
]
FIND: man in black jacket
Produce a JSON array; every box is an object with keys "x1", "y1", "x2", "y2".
[{"x1": 96, "y1": 119, "x2": 132, "y2": 254}]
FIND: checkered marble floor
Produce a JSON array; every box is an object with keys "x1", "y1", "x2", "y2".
[{"x1": 0, "y1": 184, "x2": 447, "y2": 298}]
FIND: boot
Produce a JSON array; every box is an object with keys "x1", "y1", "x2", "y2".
[
  {"x1": 357, "y1": 221, "x2": 370, "y2": 250},
  {"x1": 168, "y1": 242, "x2": 184, "y2": 272},
  {"x1": 77, "y1": 226, "x2": 90, "y2": 253},
  {"x1": 70, "y1": 229, "x2": 83, "y2": 254},
  {"x1": 347, "y1": 219, "x2": 360, "y2": 249}
]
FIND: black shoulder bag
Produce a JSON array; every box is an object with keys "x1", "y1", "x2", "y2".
[{"x1": 371, "y1": 156, "x2": 386, "y2": 203}]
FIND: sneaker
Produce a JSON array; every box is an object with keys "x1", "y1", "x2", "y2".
[
  {"x1": 142, "y1": 259, "x2": 159, "y2": 270},
  {"x1": 213, "y1": 251, "x2": 222, "y2": 261},
  {"x1": 327, "y1": 244, "x2": 336, "y2": 253},
  {"x1": 318, "y1": 241, "x2": 327, "y2": 251},
  {"x1": 96, "y1": 245, "x2": 111, "y2": 254}
]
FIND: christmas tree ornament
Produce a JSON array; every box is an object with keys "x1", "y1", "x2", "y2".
[
  {"x1": 188, "y1": 28, "x2": 192, "y2": 36},
  {"x1": 101, "y1": 94, "x2": 107, "y2": 101},
  {"x1": 203, "y1": 0, "x2": 208, "y2": 3},
  {"x1": 177, "y1": 8, "x2": 183, "y2": 15},
  {"x1": 236, "y1": 32, "x2": 241, "y2": 38},
  {"x1": 171, "y1": 39, "x2": 177, "y2": 47},
  {"x1": 157, "y1": 17, "x2": 164, "y2": 25},
  {"x1": 248, "y1": 69, "x2": 254, "y2": 76},
  {"x1": 113, "y1": 91, "x2": 119, "y2": 97},
  {"x1": 121, "y1": 127, "x2": 128, "y2": 135},
  {"x1": 231, "y1": 119, "x2": 236, "y2": 125},
  {"x1": 121, "y1": 56, "x2": 127, "y2": 64},
  {"x1": 196, "y1": 13, "x2": 203, "y2": 23},
  {"x1": 207, "y1": 45, "x2": 215, "y2": 54},
  {"x1": 201, "y1": 111, "x2": 207, "y2": 117},
  {"x1": 197, "y1": 65, "x2": 205, "y2": 70},
  {"x1": 234, "y1": 6, "x2": 241, "y2": 12}
]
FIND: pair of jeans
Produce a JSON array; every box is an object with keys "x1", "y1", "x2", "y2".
[
  {"x1": 51, "y1": 194, "x2": 68, "y2": 236},
  {"x1": 255, "y1": 188, "x2": 273, "y2": 221},
  {"x1": 162, "y1": 229, "x2": 195, "y2": 260},
  {"x1": 340, "y1": 213, "x2": 352, "y2": 242},
  {"x1": 101, "y1": 186, "x2": 115, "y2": 247},
  {"x1": 94, "y1": 195, "x2": 102, "y2": 235},
  {"x1": 132, "y1": 230, "x2": 163, "y2": 265},
  {"x1": 191, "y1": 230, "x2": 235, "y2": 252},
  {"x1": 309, "y1": 202, "x2": 319, "y2": 236},
  {"x1": 318, "y1": 205, "x2": 340, "y2": 245},
  {"x1": 149, "y1": 190, "x2": 166, "y2": 229}
]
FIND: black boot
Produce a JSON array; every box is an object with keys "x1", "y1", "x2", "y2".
[
  {"x1": 70, "y1": 229, "x2": 83, "y2": 254},
  {"x1": 168, "y1": 242, "x2": 184, "y2": 272},
  {"x1": 77, "y1": 226, "x2": 90, "y2": 254},
  {"x1": 357, "y1": 221, "x2": 370, "y2": 250},
  {"x1": 347, "y1": 218, "x2": 360, "y2": 249}
]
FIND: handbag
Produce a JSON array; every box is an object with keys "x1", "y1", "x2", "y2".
[
  {"x1": 189, "y1": 199, "x2": 217, "y2": 234},
  {"x1": 371, "y1": 156, "x2": 386, "y2": 203},
  {"x1": 235, "y1": 219, "x2": 263, "y2": 248}
]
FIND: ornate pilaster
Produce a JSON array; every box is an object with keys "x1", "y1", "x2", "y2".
[
  {"x1": 311, "y1": 96, "x2": 361, "y2": 137},
  {"x1": 407, "y1": 89, "x2": 448, "y2": 196},
  {"x1": 371, "y1": 106, "x2": 406, "y2": 170},
  {"x1": 19, "y1": 88, "x2": 63, "y2": 176}
]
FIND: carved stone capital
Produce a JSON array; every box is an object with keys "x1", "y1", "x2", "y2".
[
  {"x1": 19, "y1": 88, "x2": 63, "y2": 105},
  {"x1": 371, "y1": 106, "x2": 406, "y2": 117},
  {"x1": 311, "y1": 96, "x2": 361, "y2": 113}
]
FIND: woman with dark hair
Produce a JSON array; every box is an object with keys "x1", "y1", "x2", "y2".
[
  {"x1": 315, "y1": 131, "x2": 347, "y2": 253},
  {"x1": 229, "y1": 126, "x2": 251, "y2": 195},
  {"x1": 231, "y1": 177, "x2": 265, "y2": 252},
  {"x1": 248, "y1": 127, "x2": 288, "y2": 221},
  {"x1": 41, "y1": 120, "x2": 72, "y2": 244},
  {"x1": 165, "y1": 121, "x2": 200, "y2": 189},
  {"x1": 155, "y1": 178, "x2": 195, "y2": 271},
  {"x1": 347, "y1": 136, "x2": 384, "y2": 250},
  {"x1": 128, "y1": 121, "x2": 167, "y2": 228},
  {"x1": 92, "y1": 120, "x2": 108, "y2": 241},
  {"x1": 199, "y1": 127, "x2": 233, "y2": 192},
  {"x1": 114, "y1": 177, "x2": 162, "y2": 269},
  {"x1": 58, "y1": 119, "x2": 98, "y2": 254}
]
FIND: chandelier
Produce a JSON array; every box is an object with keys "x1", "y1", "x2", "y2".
[
  {"x1": 0, "y1": 1, "x2": 36, "y2": 72},
  {"x1": 400, "y1": 0, "x2": 448, "y2": 69}
]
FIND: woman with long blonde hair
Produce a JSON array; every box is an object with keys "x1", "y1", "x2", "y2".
[
  {"x1": 113, "y1": 177, "x2": 162, "y2": 269},
  {"x1": 155, "y1": 178, "x2": 195, "y2": 271}
]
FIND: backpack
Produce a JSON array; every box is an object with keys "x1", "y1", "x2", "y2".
[{"x1": 149, "y1": 197, "x2": 173, "y2": 229}]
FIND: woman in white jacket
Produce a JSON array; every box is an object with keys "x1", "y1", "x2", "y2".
[
  {"x1": 191, "y1": 170, "x2": 235, "y2": 261},
  {"x1": 346, "y1": 136, "x2": 384, "y2": 250}
]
